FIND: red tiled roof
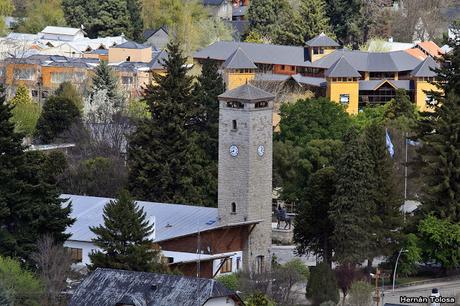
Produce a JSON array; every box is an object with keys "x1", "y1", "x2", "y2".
[
  {"x1": 405, "y1": 48, "x2": 427, "y2": 61},
  {"x1": 417, "y1": 41, "x2": 444, "y2": 58}
]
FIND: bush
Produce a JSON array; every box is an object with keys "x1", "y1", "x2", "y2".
[
  {"x1": 244, "y1": 293, "x2": 275, "y2": 306},
  {"x1": 35, "y1": 95, "x2": 81, "y2": 143},
  {"x1": 0, "y1": 257, "x2": 43, "y2": 306},
  {"x1": 11, "y1": 101, "x2": 41, "y2": 137},
  {"x1": 215, "y1": 273, "x2": 239, "y2": 291},
  {"x1": 347, "y1": 281, "x2": 374, "y2": 306},
  {"x1": 306, "y1": 263, "x2": 340, "y2": 306}
]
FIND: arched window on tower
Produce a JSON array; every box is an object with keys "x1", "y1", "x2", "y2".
[{"x1": 231, "y1": 202, "x2": 236, "y2": 214}]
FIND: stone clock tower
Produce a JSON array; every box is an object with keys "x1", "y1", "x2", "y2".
[{"x1": 217, "y1": 83, "x2": 275, "y2": 274}]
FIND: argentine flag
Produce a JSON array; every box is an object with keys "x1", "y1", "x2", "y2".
[{"x1": 386, "y1": 129, "x2": 395, "y2": 158}]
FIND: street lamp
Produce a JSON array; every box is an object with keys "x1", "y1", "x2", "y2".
[{"x1": 392, "y1": 248, "x2": 408, "y2": 292}]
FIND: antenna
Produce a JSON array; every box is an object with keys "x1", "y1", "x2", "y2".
[{"x1": 196, "y1": 219, "x2": 201, "y2": 306}]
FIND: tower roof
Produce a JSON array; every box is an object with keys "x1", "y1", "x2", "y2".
[
  {"x1": 305, "y1": 33, "x2": 340, "y2": 47},
  {"x1": 410, "y1": 56, "x2": 439, "y2": 77},
  {"x1": 218, "y1": 83, "x2": 275, "y2": 102},
  {"x1": 112, "y1": 40, "x2": 148, "y2": 49},
  {"x1": 325, "y1": 56, "x2": 361, "y2": 78},
  {"x1": 222, "y1": 47, "x2": 258, "y2": 69}
]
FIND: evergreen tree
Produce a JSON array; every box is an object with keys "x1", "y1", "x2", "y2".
[
  {"x1": 127, "y1": 0, "x2": 143, "y2": 42},
  {"x1": 329, "y1": 128, "x2": 376, "y2": 264},
  {"x1": 325, "y1": 0, "x2": 362, "y2": 46},
  {"x1": 298, "y1": 0, "x2": 334, "y2": 41},
  {"x1": 35, "y1": 96, "x2": 81, "y2": 144},
  {"x1": 54, "y1": 81, "x2": 83, "y2": 111},
  {"x1": 63, "y1": 0, "x2": 135, "y2": 39},
  {"x1": 306, "y1": 262, "x2": 340, "y2": 306},
  {"x1": 247, "y1": 0, "x2": 292, "y2": 42},
  {"x1": 128, "y1": 41, "x2": 213, "y2": 206},
  {"x1": 0, "y1": 87, "x2": 73, "y2": 265},
  {"x1": 416, "y1": 38, "x2": 460, "y2": 222},
  {"x1": 384, "y1": 89, "x2": 417, "y2": 122},
  {"x1": 89, "y1": 190, "x2": 166, "y2": 272},
  {"x1": 364, "y1": 122, "x2": 403, "y2": 264},
  {"x1": 9, "y1": 84, "x2": 32, "y2": 105},
  {"x1": 91, "y1": 60, "x2": 124, "y2": 110}
]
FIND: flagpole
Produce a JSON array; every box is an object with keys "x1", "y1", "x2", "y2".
[{"x1": 403, "y1": 131, "x2": 408, "y2": 223}]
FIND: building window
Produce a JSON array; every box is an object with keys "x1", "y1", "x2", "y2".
[
  {"x1": 291, "y1": 66, "x2": 295, "y2": 71},
  {"x1": 13, "y1": 68, "x2": 35, "y2": 80},
  {"x1": 425, "y1": 93, "x2": 436, "y2": 105},
  {"x1": 122, "y1": 76, "x2": 134, "y2": 85},
  {"x1": 339, "y1": 94, "x2": 350, "y2": 105},
  {"x1": 31, "y1": 90, "x2": 38, "y2": 97},
  {"x1": 256, "y1": 256, "x2": 264, "y2": 274},
  {"x1": 236, "y1": 257, "x2": 241, "y2": 270},
  {"x1": 66, "y1": 247, "x2": 82, "y2": 263},
  {"x1": 126, "y1": 56, "x2": 131, "y2": 62},
  {"x1": 232, "y1": 120, "x2": 237, "y2": 130},
  {"x1": 231, "y1": 202, "x2": 236, "y2": 214},
  {"x1": 221, "y1": 258, "x2": 232, "y2": 273},
  {"x1": 51, "y1": 72, "x2": 85, "y2": 84},
  {"x1": 255, "y1": 101, "x2": 268, "y2": 108},
  {"x1": 280, "y1": 65, "x2": 285, "y2": 70},
  {"x1": 41, "y1": 91, "x2": 49, "y2": 99},
  {"x1": 227, "y1": 101, "x2": 244, "y2": 109},
  {"x1": 162, "y1": 256, "x2": 174, "y2": 264}
]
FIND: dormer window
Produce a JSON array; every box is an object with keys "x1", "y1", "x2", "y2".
[
  {"x1": 255, "y1": 101, "x2": 268, "y2": 108},
  {"x1": 227, "y1": 101, "x2": 244, "y2": 109}
]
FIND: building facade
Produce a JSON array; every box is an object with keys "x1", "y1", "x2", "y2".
[{"x1": 194, "y1": 33, "x2": 442, "y2": 114}]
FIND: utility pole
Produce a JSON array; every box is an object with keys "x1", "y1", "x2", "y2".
[{"x1": 403, "y1": 131, "x2": 408, "y2": 223}]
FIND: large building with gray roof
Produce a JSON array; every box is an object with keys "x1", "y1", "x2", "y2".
[{"x1": 194, "y1": 33, "x2": 441, "y2": 113}]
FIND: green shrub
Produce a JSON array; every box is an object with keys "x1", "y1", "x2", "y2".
[
  {"x1": 215, "y1": 273, "x2": 239, "y2": 291},
  {"x1": 347, "y1": 281, "x2": 374, "y2": 306},
  {"x1": 244, "y1": 292, "x2": 275, "y2": 306},
  {"x1": 306, "y1": 263, "x2": 339, "y2": 306}
]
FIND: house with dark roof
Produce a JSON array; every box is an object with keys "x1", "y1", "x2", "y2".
[
  {"x1": 194, "y1": 32, "x2": 442, "y2": 113},
  {"x1": 143, "y1": 26, "x2": 169, "y2": 50},
  {"x1": 69, "y1": 268, "x2": 244, "y2": 306},
  {"x1": 203, "y1": 0, "x2": 233, "y2": 20}
]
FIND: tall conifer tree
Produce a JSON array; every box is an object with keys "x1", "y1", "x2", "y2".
[
  {"x1": 128, "y1": 41, "x2": 214, "y2": 206},
  {"x1": 416, "y1": 34, "x2": 460, "y2": 222},
  {"x1": 298, "y1": 0, "x2": 334, "y2": 41},
  {"x1": 0, "y1": 87, "x2": 73, "y2": 265},
  {"x1": 89, "y1": 190, "x2": 166, "y2": 272},
  {"x1": 330, "y1": 128, "x2": 376, "y2": 264}
]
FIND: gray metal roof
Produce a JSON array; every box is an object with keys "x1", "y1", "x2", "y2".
[
  {"x1": 194, "y1": 41, "x2": 310, "y2": 67},
  {"x1": 305, "y1": 33, "x2": 340, "y2": 47},
  {"x1": 291, "y1": 74, "x2": 327, "y2": 87},
  {"x1": 203, "y1": 0, "x2": 225, "y2": 5},
  {"x1": 254, "y1": 74, "x2": 291, "y2": 82},
  {"x1": 149, "y1": 50, "x2": 168, "y2": 70},
  {"x1": 325, "y1": 56, "x2": 361, "y2": 78},
  {"x1": 143, "y1": 27, "x2": 168, "y2": 40},
  {"x1": 218, "y1": 83, "x2": 275, "y2": 101},
  {"x1": 69, "y1": 268, "x2": 239, "y2": 306},
  {"x1": 62, "y1": 194, "x2": 219, "y2": 243},
  {"x1": 359, "y1": 79, "x2": 413, "y2": 91},
  {"x1": 113, "y1": 41, "x2": 148, "y2": 49},
  {"x1": 312, "y1": 49, "x2": 422, "y2": 72},
  {"x1": 410, "y1": 56, "x2": 439, "y2": 77},
  {"x1": 222, "y1": 47, "x2": 257, "y2": 69}
]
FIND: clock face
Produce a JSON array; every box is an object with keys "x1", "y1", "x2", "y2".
[
  {"x1": 257, "y1": 145, "x2": 265, "y2": 157},
  {"x1": 229, "y1": 145, "x2": 239, "y2": 157}
]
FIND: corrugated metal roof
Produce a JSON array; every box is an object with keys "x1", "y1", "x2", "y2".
[
  {"x1": 325, "y1": 56, "x2": 361, "y2": 77},
  {"x1": 222, "y1": 47, "x2": 257, "y2": 69},
  {"x1": 305, "y1": 33, "x2": 340, "y2": 47},
  {"x1": 218, "y1": 83, "x2": 275, "y2": 101},
  {"x1": 62, "y1": 194, "x2": 220, "y2": 243},
  {"x1": 69, "y1": 268, "x2": 239, "y2": 306},
  {"x1": 410, "y1": 56, "x2": 439, "y2": 77}
]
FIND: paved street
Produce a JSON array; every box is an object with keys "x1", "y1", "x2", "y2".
[{"x1": 382, "y1": 279, "x2": 460, "y2": 306}]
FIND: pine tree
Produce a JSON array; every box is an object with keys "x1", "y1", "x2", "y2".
[
  {"x1": 127, "y1": 0, "x2": 143, "y2": 42},
  {"x1": 91, "y1": 60, "x2": 124, "y2": 110},
  {"x1": 416, "y1": 38, "x2": 460, "y2": 222},
  {"x1": 325, "y1": 0, "x2": 362, "y2": 46},
  {"x1": 9, "y1": 84, "x2": 32, "y2": 105},
  {"x1": 364, "y1": 122, "x2": 403, "y2": 263},
  {"x1": 54, "y1": 81, "x2": 83, "y2": 111},
  {"x1": 89, "y1": 190, "x2": 166, "y2": 272},
  {"x1": 0, "y1": 86, "x2": 74, "y2": 265},
  {"x1": 329, "y1": 128, "x2": 376, "y2": 264},
  {"x1": 35, "y1": 96, "x2": 81, "y2": 144},
  {"x1": 247, "y1": 0, "x2": 292, "y2": 42},
  {"x1": 128, "y1": 41, "x2": 212, "y2": 205},
  {"x1": 298, "y1": 0, "x2": 334, "y2": 41}
]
